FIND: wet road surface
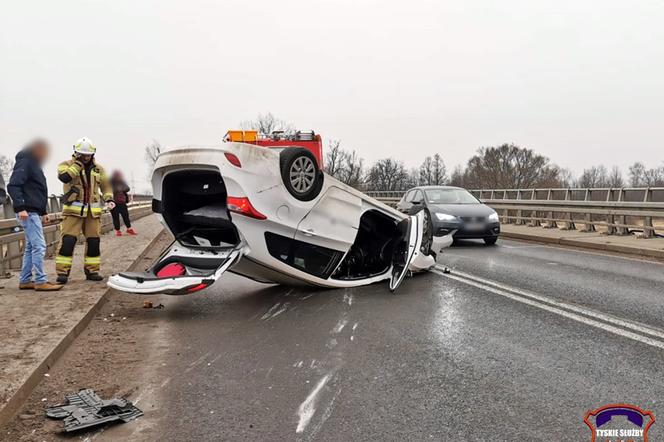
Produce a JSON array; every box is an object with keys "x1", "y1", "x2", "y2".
[{"x1": 122, "y1": 239, "x2": 664, "y2": 441}]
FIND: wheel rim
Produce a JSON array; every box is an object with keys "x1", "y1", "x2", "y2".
[{"x1": 289, "y1": 156, "x2": 316, "y2": 193}]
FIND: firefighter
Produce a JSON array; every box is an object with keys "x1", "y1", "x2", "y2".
[{"x1": 55, "y1": 137, "x2": 115, "y2": 284}]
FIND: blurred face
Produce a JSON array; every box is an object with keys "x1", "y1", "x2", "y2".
[
  {"x1": 30, "y1": 140, "x2": 50, "y2": 164},
  {"x1": 76, "y1": 153, "x2": 93, "y2": 164}
]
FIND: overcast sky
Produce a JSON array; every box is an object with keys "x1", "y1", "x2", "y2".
[{"x1": 2, "y1": 0, "x2": 663, "y2": 192}]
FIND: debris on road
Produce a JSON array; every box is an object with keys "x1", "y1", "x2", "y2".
[
  {"x1": 143, "y1": 300, "x2": 165, "y2": 309},
  {"x1": 45, "y1": 388, "x2": 143, "y2": 432}
]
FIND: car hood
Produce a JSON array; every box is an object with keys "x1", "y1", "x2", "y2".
[{"x1": 428, "y1": 203, "x2": 495, "y2": 217}]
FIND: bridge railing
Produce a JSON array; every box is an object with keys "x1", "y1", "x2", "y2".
[
  {"x1": 365, "y1": 188, "x2": 664, "y2": 238},
  {"x1": 0, "y1": 195, "x2": 153, "y2": 274}
]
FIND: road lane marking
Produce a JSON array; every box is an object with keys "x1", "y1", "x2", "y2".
[
  {"x1": 439, "y1": 267, "x2": 664, "y2": 341},
  {"x1": 498, "y1": 244, "x2": 543, "y2": 249},
  {"x1": 433, "y1": 266, "x2": 664, "y2": 350}
]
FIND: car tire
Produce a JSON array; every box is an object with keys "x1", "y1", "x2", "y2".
[
  {"x1": 280, "y1": 148, "x2": 324, "y2": 201},
  {"x1": 484, "y1": 237, "x2": 498, "y2": 246}
]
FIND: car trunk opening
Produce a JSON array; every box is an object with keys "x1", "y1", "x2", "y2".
[
  {"x1": 108, "y1": 241, "x2": 243, "y2": 295},
  {"x1": 161, "y1": 170, "x2": 240, "y2": 249},
  {"x1": 332, "y1": 210, "x2": 400, "y2": 280}
]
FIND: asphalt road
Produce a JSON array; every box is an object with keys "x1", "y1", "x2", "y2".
[{"x1": 114, "y1": 238, "x2": 664, "y2": 441}]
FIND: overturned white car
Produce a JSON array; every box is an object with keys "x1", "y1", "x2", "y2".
[{"x1": 109, "y1": 137, "x2": 453, "y2": 295}]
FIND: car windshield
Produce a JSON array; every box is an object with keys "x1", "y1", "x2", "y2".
[{"x1": 424, "y1": 188, "x2": 479, "y2": 204}]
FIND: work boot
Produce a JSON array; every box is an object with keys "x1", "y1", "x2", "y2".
[
  {"x1": 126, "y1": 228, "x2": 136, "y2": 235},
  {"x1": 85, "y1": 272, "x2": 104, "y2": 281},
  {"x1": 19, "y1": 282, "x2": 35, "y2": 290},
  {"x1": 35, "y1": 282, "x2": 63, "y2": 291},
  {"x1": 56, "y1": 275, "x2": 68, "y2": 284},
  {"x1": 115, "y1": 230, "x2": 122, "y2": 236}
]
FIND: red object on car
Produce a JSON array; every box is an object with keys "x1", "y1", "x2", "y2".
[
  {"x1": 227, "y1": 196, "x2": 267, "y2": 220},
  {"x1": 156, "y1": 263, "x2": 186, "y2": 278},
  {"x1": 224, "y1": 130, "x2": 323, "y2": 168}
]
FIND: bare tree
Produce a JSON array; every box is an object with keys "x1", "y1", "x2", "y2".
[
  {"x1": 448, "y1": 165, "x2": 466, "y2": 187},
  {"x1": 365, "y1": 158, "x2": 410, "y2": 191},
  {"x1": 417, "y1": 154, "x2": 447, "y2": 186},
  {"x1": 240, "y1": 112, "x2": 294, "y2": 137},
  {"x1": 144, "y1": 139, "x2": 162, "y2": 172},
  {"x1": 578, "y1": 165, "x2": 609, "y2": 188},
  {"x1": 418, "y1": 156, "x2": 433, "y2": 185},
  {"x1": 0, "y1": 155, "x2": 15, "y2": 182},
  {"x1": 629, "y1": 162, "x2": 647, "y2": 186},
  {"x1": 644, "y1": 168, "x2": 664, "y2": 186},
  {"x1": 337, "y1": 150, "x2": 364, "y2": 188},
  {"x1": 460, "y1": 144, "x2": 561, "y2": 189},
  {"x1": 324, "y1": 140, "x2": 365, "y2": 188},
  {"x1": 431, "y1": 154, "x2": 447, "y2": 185},
  {"x1": 629, "y1": 162, "x2": 664, "y2": 186},
  {"x1": 607, "y1": 166, "x2": 624, "y2": 187},
  {"x1": 556, "y1": 167, "x2": 575, "y2": 188},
  {"x1": 576, "y1": 165, "x2": 623, "y2": 188},
  {"x1": 324, "y1": 140, "x2": 344, "y2": 178}
]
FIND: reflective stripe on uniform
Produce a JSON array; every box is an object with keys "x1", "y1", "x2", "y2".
[
  {"x1": 58, "y1": 163, "x2": 80, "y2": 176},
  {"x1": 56, "y1": 255, "x2": 73, "y2": 265},
  {"x1": 63, "y1": 204, "x2": 87, "y2": 216},
  {"x1": 103, "y1": 193, "x2": 113, "y2": 200},
  {"x1": 84, "y1": 256, "x2": 101, "y2": 264}
]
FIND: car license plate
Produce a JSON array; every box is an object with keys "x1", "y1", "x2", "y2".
[{"x1": 465, "y1": 222, "x2": 485, "y2": 231}]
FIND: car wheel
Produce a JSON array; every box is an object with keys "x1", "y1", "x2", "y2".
[
  {"x1": 484, "y1": 237, "x2": 498, "y2": 245},
  {"x1": 280, "y1": 148, "x2": 323, "y2": 201}
]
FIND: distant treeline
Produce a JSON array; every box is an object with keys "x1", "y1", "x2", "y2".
[{"x1": 324, "y1": 141, "x2": 664, "y2": 191}]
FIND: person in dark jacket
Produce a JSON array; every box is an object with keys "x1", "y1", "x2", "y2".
[
  {"x1": 110, "y1": 170, "x2": 136, "y2": 236},
  {"x1": 8, "y1": 139, "x2": 62, "y2": 291}
]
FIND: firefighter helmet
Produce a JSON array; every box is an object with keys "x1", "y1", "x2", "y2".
[{"x1": 73, "y1": 137, "x2": 96, "y2": 155}]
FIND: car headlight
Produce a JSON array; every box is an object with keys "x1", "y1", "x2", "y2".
[
  {"x1": 488, "y1": 212, "x2": 500, "y2": 222},
  {"x1": 435, "y1": 213, "x2": 458, "y2": 222}
]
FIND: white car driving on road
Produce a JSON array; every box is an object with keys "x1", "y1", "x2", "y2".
[{"x1": 108, "y1": 140, "x2": 453, "y2": 295}]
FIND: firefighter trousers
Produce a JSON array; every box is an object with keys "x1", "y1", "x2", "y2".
[{"x1": 56, "y1": 212, "x2": 102, "y2": 275}]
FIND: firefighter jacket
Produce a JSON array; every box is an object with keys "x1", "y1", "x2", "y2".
[{"x1": 57, "y1": 157, "x2": 113, "y2": 218}]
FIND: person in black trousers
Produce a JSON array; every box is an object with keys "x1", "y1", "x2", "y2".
[{"x1": 110, "y1": 170, "x2": 136, "y2": 236}]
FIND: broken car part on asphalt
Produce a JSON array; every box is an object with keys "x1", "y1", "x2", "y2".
[{"x1": 45, "y1": 388, "x2": 142, "y2": 432}]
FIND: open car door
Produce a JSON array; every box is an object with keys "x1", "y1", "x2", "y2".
[
  {"x1": 389, "y1": 211, "x2": 424, "y2": 292},
  {"x1": 108, "y1": 242, "x2": 243, "y2": 295}
]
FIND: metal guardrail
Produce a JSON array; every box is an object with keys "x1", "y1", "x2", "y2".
[
  {"x1": 365, "y1": 188, "x2": 664, "y2": 238},
  {"x1": 0, "y1": 195, "x2": 153, "y2": 275}
]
